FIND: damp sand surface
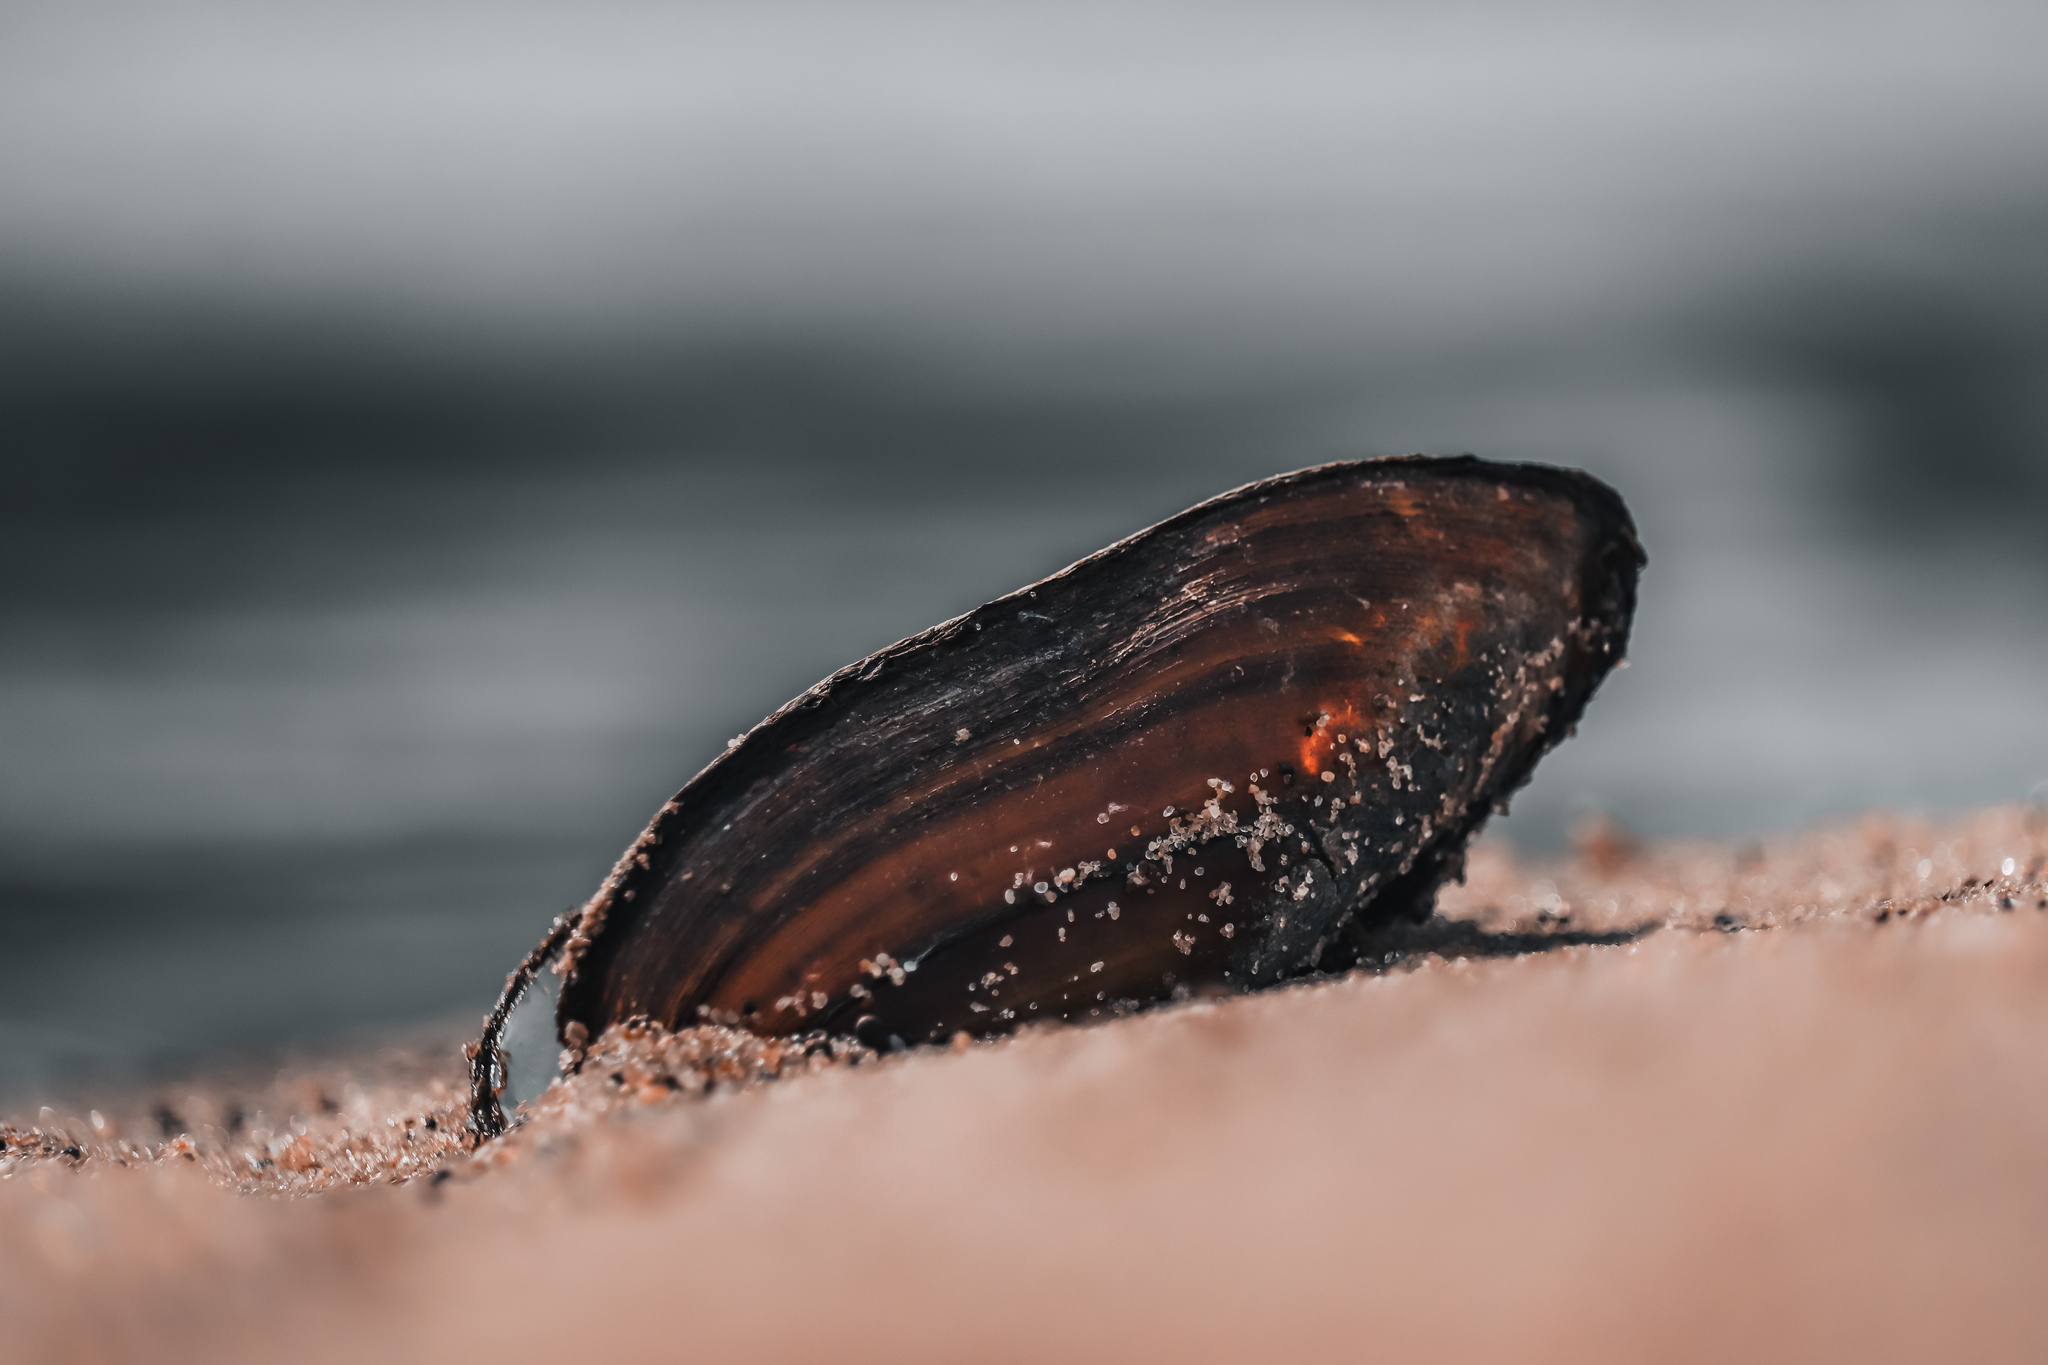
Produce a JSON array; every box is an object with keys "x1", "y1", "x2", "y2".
[{"x1": 6, "y1": 804, "x2": 2048, "y2": 1363}]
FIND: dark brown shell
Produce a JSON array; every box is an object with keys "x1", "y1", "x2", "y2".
[{"x1": 469, "y1": 456, "x2": 1641, "y2": 1135}]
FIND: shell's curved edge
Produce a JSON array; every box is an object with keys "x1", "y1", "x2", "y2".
[
  {"x1": 467, "y1": 454, "x2": 1642, "y2": 1138},
  {"x1": 464, "y1": 915, "x2": 575, "y2": 1139}
]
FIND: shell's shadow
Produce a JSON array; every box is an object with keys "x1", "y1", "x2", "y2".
[{"x1": 1354, "y1": 915, "x2": 1653, "y2": 970}]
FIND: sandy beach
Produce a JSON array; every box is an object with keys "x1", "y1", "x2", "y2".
[
  {"x1": 7, "y1": 5, "x2": 2046, "y2": 1361},
  {"x1": 6, "y1": 803, "x2": 2046, "y2": 1363}
]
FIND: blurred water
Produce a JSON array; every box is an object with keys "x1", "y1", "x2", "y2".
[{"x1": 3, "y1": 0, "x2": 2044, "y2": 1100}]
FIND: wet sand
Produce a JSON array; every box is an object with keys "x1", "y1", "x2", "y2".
[{"x1": 6, "y1": 804, "x2": 2046, "y2": 1363}]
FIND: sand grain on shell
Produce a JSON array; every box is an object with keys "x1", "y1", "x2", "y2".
[{"x1": 4, "y1": 804, "x2": 2047, "y2": 1364}]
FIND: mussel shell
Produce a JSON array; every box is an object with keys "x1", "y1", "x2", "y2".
[{"x1": 531, "y1": 456, "x2": 1639, "y2": 1068}]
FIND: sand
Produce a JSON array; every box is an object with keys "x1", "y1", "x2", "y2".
[{"x1": 5, "y1": 804, "x2": 2046, "y2": 1363}]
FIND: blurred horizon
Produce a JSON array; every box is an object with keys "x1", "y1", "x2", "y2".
[{"x1": 4, "y1": 0, "x2": 2045, "y2": 1100}]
